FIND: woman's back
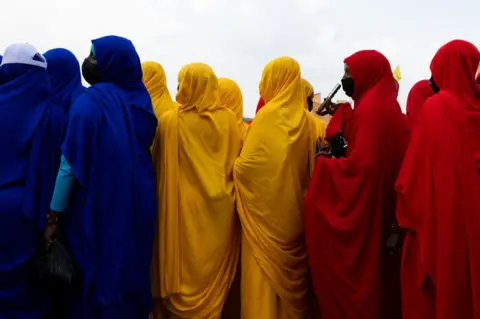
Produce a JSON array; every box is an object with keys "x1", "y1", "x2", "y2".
[
  {"x1": 0, "y1": 43, "x2": 65, "y2": 319},
  {"x1": 153, "y1": 63, "x2": 241, "y2": 318}
]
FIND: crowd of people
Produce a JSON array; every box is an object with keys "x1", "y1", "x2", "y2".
[{"x1": 0, "y1": 34, "x2": 479, "y2": 319}]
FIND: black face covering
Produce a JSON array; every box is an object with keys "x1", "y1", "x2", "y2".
[
  {"x1": 307, "y1": 95, "x2": 314, "y2": 112},
  {"x1": 341, "y1": 77, "x2": 354, "y2": 97},
  {"x1": 477, "y1": 77, "x2": 480, "y2": 86},
  {"x1": 81, "y1": 52, "x2": 101, "y2": 85},
  {"x1": 429, "y1": 76, "x2": 440, "y2": 94}
]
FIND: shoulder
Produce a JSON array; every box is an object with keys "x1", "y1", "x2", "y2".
[
  {"x1": 67, "y1": 92, "x2": 102, "y2": 127},
  {"x1": 421, "y1": 92, "x2": 458, "y2": 116}
]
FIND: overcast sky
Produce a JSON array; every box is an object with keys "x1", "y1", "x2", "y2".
[{"x1": 2, "y1": 0, "x2": 477, "y2": 116}]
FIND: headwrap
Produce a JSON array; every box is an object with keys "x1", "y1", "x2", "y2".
[
  {"x1": 142, "y1": 61, "x2": 177, "y2": 119},
  {"x1": 43, "y1": 48, "x2": 85, "y2": 113}
]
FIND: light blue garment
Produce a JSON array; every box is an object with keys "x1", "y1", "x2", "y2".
[{"x1": 50, "y1": 155, "x2": 75, "y2": 213}]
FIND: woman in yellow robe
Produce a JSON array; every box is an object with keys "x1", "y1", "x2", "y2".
[
  {"x1": 301, "y1": 78, "x2": 326, "y2": 140},
  {"x1": 142, "y1": 61, "x2": 177, "y2": 119},
  {"x1": 152, "y1": 63, "x2": 241, "y2": 318},
  {"x1": 234, "y1": 57, "x2": 317, "y2": 319},
  {"x1": 218, "y1": 78, "x2": 248, "y2": 142}
]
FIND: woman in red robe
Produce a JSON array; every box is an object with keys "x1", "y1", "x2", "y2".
[
  {"x1": 396, "y1": 79, "x2": 435, "y2": 319},
  {"x1": 305, "y1": 50, "x2": 407, "y2": 319},
  {"x1": 396, "y1": 40, "x2": 480, "y2": 319}
]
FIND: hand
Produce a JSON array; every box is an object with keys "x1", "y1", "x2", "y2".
[
  {"x1": 317, "y1": 150, "x2": 331, "y2": 158},
  {"x1": 43, "y1": 211, "x2": 59, "y2": 250},
  {"x1": 316, "y1": 99, "x2": 339, "y2": 116}
]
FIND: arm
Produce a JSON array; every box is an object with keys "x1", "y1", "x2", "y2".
[{"x1": 50, "y1": 154, "x2": 76, "y2": 213}]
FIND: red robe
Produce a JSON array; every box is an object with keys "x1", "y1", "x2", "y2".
[
  {"x1": 305, "y1": 50, "x2": 406, "y2": 319},
  {"x1": 324, "y1": 103, "x2": 353, "y2": 144},
  {"x1": 396, "y1": 40, "x2": 480, "y2": 319}
]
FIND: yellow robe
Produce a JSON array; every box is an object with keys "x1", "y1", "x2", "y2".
[
  {"x1": 142, "y1": 61, "x2": 177, "y2": 119},
  {"x1": 301, "y1": 78, "x2": 326, "y2": 140},
  {"x1": 218, "y1": 78, "x2": 248, "y2": 142},
  {"x1": 235, "y1": 57, "x2": 317, "y2": 319},
  {"x1": 152, "y1": 63, "x2": 241, "y2": 318}
]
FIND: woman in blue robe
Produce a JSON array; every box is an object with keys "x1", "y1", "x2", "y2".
[
  {"x1": 44, "y1": 36, "x2": 158, "y2": 319},
  {"x1": 43, "y1": 48, "x2": 86, "y2": 114},
  {"x1": 0, "y1": 44, "x2": 66, "y2": 319}
]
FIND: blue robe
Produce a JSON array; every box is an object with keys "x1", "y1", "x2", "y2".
[
  {"x1": 0, "y1": 63, "x2": 66, "y2": 318},
  {"x1": 61, "y1": 36, "x2": 157, "y2": 319},
  {"x1": 44, "y1": 48, "x2": 86, "y2": 114}
]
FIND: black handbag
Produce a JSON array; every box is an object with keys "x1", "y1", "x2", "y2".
[
  {"x1": 330, "y1": 131, "x2": 347, "y2": 158},
  {"x1": 32, "y1": 238, "x2": 78, "y2": 294},
  {"x1": 385, "y1": 222, "x2": 403, "y2": 256}
]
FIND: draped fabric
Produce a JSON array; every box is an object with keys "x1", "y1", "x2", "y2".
[
  {"x1": 152, "y1": 63, "x2": 241, "y2": 318},
  {"x1": 301, "y1": 78, "x2": 313, "y2": 107},
  {"x1": 301, "y1": 78, "x2": 326, "y2": 139},
  {"x1": 43, "y1": 48, "x2": 85, "y2": 114},
  {"x1": 142, "y1": 61, "x2": 177, "y2": 120},
  {"x1": 62, "y1": 36, "x2": 157, "y2": 318},
  {"x1": 405, "y1": 80, "x2": 434, "y2": 133},
  {"x1": 396, "y1": 40, "x2": 480, "y2": 319},
  {"x1": 218, "y1": 77, "x2": 248, "y2": 141},
  {"x1": 0, "y1": 62, "x2": 65, "y2": 318},
  {"x1": 305, "y1": 50, "x2": 406, "y2": 319},
  {"x1": 324, "y1": 102, "x2": 353, "y2": 143},
  {"x1": 234, "y1": 57, "x2": 317, "y2": 318},
  {"x1": 396, "y1": 79, "x2": 434, "y2": 318}
]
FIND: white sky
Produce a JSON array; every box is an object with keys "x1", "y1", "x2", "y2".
[{"x1": 1, "y1": 0, "x2": 477, "y2": 116}]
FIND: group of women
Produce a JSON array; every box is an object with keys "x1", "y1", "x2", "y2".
[{"x1": 0, "y1": 34, "x2": 479, "y2": 319}]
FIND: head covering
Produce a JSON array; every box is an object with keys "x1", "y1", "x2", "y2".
[
  {"x1": 305, "y1": 50, "x2": 406, "y2": 319},
  {"x1": 1, "y1": 43, "x2": 47, "y2": 69},
  {"x1": 260, "y1": 57, "x2": 302, "y2": 103},
  {"x1": 176, "y1": 63, "x2": 220, "y2": 112},
  {"x1": 142, "y1": 61, "x2": 177, "y2": 119},
  {"x1": 62, "y1": 35, "x2": 157, "y2": 306},
  {"x1": 301, "y1": 78, "x2": 314, "y2": 110},
  {"x1": 344, "y1": 50, "x2": 397, "y2": 103},
  {"x1": 395, "y1": 40, "x2": 480, "y2": 319},
  {"x1": 406, "y1": 80, "x2": 434, "y2": 129},
  {"x1": 43, "y1": 48, "x2": 85, "y2": 113},
  {"x1": 430, "y1": 40, "x2": 480, "y2": 115},
  {"x1": 218, "y1": 78, "x2": 244, "y2": 123},
  {"x1": 0, "y1": 43, "x2": 51, "y2": 155},
  {"x1": 258, "y1": 56, "x2": 307, "y2": 128},
  {"x1": 0, "y1": 43, "x2": 65, "y2": 316}
]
